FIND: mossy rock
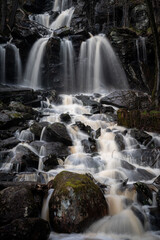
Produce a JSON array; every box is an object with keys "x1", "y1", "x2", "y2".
[
  {"x1": 49, "y1": 171, "x2": 108, "y2": 233},
  {"x1": 117, "y1": 109, "x2": 160, "y2": 133}
]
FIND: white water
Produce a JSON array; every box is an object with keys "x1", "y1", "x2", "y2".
[
  {"x1": 29, "y1": 13, "x2": 50, "y2": 28},
  {"x1": 53, "y1": 0, "x2": 72, "y2": 12},
  {"x1": 9, "y1": 44, "x2": 22, "y2": 83},
  {"x1": 50, "y1": 7, "x2": 74, "y2": 30},
  {"x1": 61, "y1": 38, "x2": 75, "y2": 93},
  {"x1": 0, "y1": 45, "x2": 6, "y2": 83},
  {"x1": 0, "y1": 43, "x2": 22, "y2": 85},
  {"x1": 136, "y1": 37, "x2": 147, "y2": 64},
  {"x1": 24, "y1": 38, "x2": 49, "y2": 89},
  {"x1": 77, "y1": 35, "x2": 129, "y2": 93},
  {"x1": 1, "y1": 94, "x2": 160, "y2": 240}
]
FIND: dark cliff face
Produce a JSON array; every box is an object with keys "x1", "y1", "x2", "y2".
[{"x1": 0, "y1": 0, "x2": 160, "y2": 92}]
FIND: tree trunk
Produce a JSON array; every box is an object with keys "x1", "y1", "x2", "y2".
[
  {"x1": 145, "y1": 0, "x2": 160, "y2": 106},
  {"x1": 8, "y1": 0, "x2": 19, "y2": 29},
  {"x1": 0, "y1": 0, "x2": 7, "y2": 32}
]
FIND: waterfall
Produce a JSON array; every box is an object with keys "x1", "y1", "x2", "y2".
[
  {"x1": 53, "y1": 0, "x2": 72, "y2": 12},
  {"x1": 136, "y1": 37, "x2": 147, "y2": 64},
  {"x1": 50, "y1": 7, "x2": 74, "y2": 30},
  {"x1": 11, "y1": 44, "x2": 22, "y2": 84},
  {"x1": 77, "y1": 35, "x2": 128, "y2": 93},
  {"x1": 61, "y1": 38, "x2": 76, "y2": 93},
  {"x1": 0, "y1": 43, "x2": 22, "y2": 85},
  {"x1": 0, "y1": 45, "x2": 6, "y2": 84},
  {"x1": 29, "y1": 13, "x2": 50, "y2": 28},
  {"x1": 24, "y1": 38, "x2": 49, "y2": 89},
  {"x1": 140, "y1": 36, "x2": 147, "y2": 64}
]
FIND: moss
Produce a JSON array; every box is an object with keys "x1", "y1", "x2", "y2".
[
  {"x1": 9, "y1": 112, "x2": 23, "y2": 119},
  {"x1": 117, "y1": 109, "x2": 160, "y2": 133},
  {"x1": 52, "y1": 171, "x2": 101, "y2": 197}
]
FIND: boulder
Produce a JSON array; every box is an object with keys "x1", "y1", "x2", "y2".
[
  {"x1": 30, "y1": 122, "x2": 49, "y2": 140},
  {"x1": 0, "y1": 110, "x2": 32, "y2": 129},
  {"x1": 37, "y1": 142, "x2": 70, "y2": 159},
  {"x1": 115, "y1": 133, "x2": 125, "y2": 151},
  {"x1": 157, "y1": 190, "x2": 160, "y2": 208},
  {"x1": 42, "y1": 122, "x2": 72, "y2": 146},
  {"x1": 43, "y1": 154, "x2": 59, "y2": 171},
  {"x1": 49, "y1": 171, "x2": 108, "y2": 233},
  {"x1": 9, "y1": 101, "x2": 37, "y2": 115},
  {"x1": 75, "y1": 95, "x2": 100, "y2": 107},
  {"x1": 129, "y1": 129, "x2": 152, "y2": 145},
  {"x1": 100, "y1": 90, "x2": 151, "y2": 110},
  {"x1": 0, "y1": 218, "x2": 50, "y2": 240},
  {"x1": 0, "y1": 186, "x2": 40, "y2": 226},
  {"x1": 0, "y1": 137, "x2": 20, "y2": 150},
  {"x1": 75, "y1": 121, "x2": 93, "y2": 136},
  {"x1": 13, "y1": 144, "x2": 39, "y2": 171},
  {"x1": 81, "y1": 138, "x2": 97, "y2": 153},
  {"x1": 60, "y1": 113, "x2": 71, "y2": 123},
  {"x1": 134, "y1": 182, "x2": 153, "y2": 206}
]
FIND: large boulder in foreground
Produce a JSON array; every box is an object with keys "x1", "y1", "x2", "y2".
[
  {"x1": 100, "y1": 90, "x2": 151, "y2": 110},
  {"x1": 49, "y1": 171, "x2": 108, "y2": 233},
  {"x1": 0, "y1": 186, "x2": 40, "y2": 226},
  {"x1": 0, "y1": 218, "x2": 50, "y2": 240}
]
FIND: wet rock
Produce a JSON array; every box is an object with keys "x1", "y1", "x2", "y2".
[
  {"x1": 81, "y1": 138, "x2": 97, "y2": 154},
  {"x1": 0, "y1": 137, "x2": 20, "y2": 150},
  {"x1": 136, "y1": 168, "x2": 156, "y2": 181},
  {"x1": 49, "y1": 171, "x2": 108, "y2": 233},
  {"x1": 30, "y1": 122, "x2": 49, "y2": 140},
  {"x1": 0, "y1": 218, "x2": 50, "y2": 240},
  {"x1": 54, "y1": 27, "x2": 73, "y2": 38},
  {"x1": 0, "y1": 110, "x2": 33, "y2": 130},
  {"x1": 100, "y1": 90, "x2": 151, "y2": 110},
  {"x1": 120, "y1": 160, "x2": 135, "y2": 170},
  {"x1": 9, "y1": 101, "x2": 37, "y2": 115},
  {"x1": 75, "y1": 121, "x2": 93, "y2": 136},
  {"x1": 43, "y1": 154, "x2": 59, "y2": 171},
  {"x1": 42, "y1": 122, "x2": 72, "y2": 146},
  {"x1": 23, "y1": 0, "x2": 53, "y2": 13},
  {"x1": 129, "y1": 129, "x2": 152, "y2": 145},
  {"x1": 154, "y1": 175, "x2": 160, "y2": 185},
  {"x1": 115, "y1": 133, "x2": 125, "y2": 151},
  {"x1": 123, "y1": 148, "x2": 160, "y2": 168},
  {"x1": 131, "y1": 206, "x2": 146, "y2": 226},
  {"x1": 60, "y1": 113, "x2": 71, "y2": 123},
  {"x1": 13, "y1": 144, "x2": 39, "y2": 171},
  {"x1": 75, "y1": 95, "x2": 100, "y2": 107},
  {"x1": 134, "y1": 182, "x2": 153, "y2": 206},
  {"x1": 149, "y1": 207, "x2": 160, "y2": 231},
  {"x1": 0, "y1": 87, "x2": 38, "y2": 105},
  {"x1": 0, "y1": 186, "x2": 40, "y2": 226},
  {"x1": 130, "y1": 4, "x2": 149, "y2": 31},
  {"x1": 38, "y1": 142, "x2": 70, "y2": 159},
  {"x1": 0, "y1": 173, "x2": 16, "y2": 182},
  {"x1": 157, "y1": 190, "x2": 160, "y2": 208}
]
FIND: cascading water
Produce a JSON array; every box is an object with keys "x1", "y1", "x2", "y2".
[
  {"x1": 24, "y1": 4, "x2": 75, "y2": 89},
  {"x1": 0, "y1": 43, "x2": 22, "y2": 85},
  {"x1": 61, "y1": 38, "x2": 76, "y2": 93},
  {"x1": 50, "y1": 7, "x2": 74, "y2": 30},
  {"x1": 53, "y1": 0, "x2": 72, "y2": 12},
  {"x1": 2, "y1": 93, "x2": 159, "y2": 240},
  {"x1": 136, "y1": 37, "x2": 147, "y2": 64},
  {"x1": 77, "y1": 35, "x2": 129, "y2": 93},
  {"x1": 24, "y1": 38, "x2": 49, "y2": 89},
  {"x1": 0, "y1": 45, "x2": 6, "y2": 83},
  {"x1": 29, "y1": 13, "x2": 50, "y2": 28}
]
